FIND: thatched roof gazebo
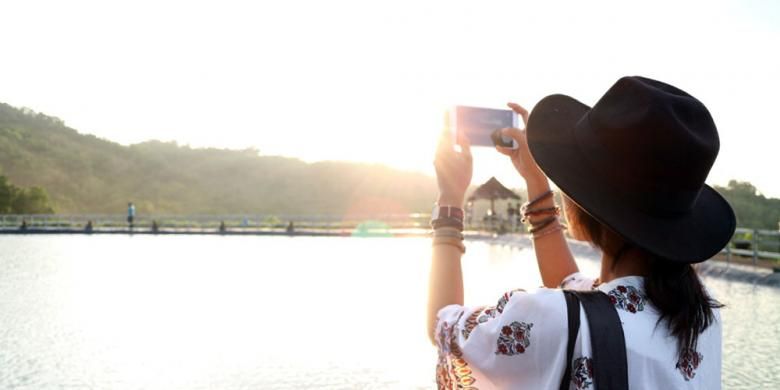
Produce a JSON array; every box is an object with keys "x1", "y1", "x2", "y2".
[
  {"x1": 469, "y1": 177, "x2": 520, "y2": 202},
  {"x1": 467, "y1": 177, "x2": 521, "y2": 215}
]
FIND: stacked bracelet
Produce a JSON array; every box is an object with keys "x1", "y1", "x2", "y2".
[
  {"x1": 520, "y1": 190, "x2": 553, "y2": 214},
  {"x1": 527, "y1": 215, "x2": 558, "y2": 233},
  {"x1": 521, "y1": 206, "x2": 560, "y2": 223},
  {"x1": 430, "y1": 217, "x2": 464, "y2": 231},
  {"x1": 432, "y1": 230, "x2": 464, "y2": 240},
  {"x1": 520, "y1": 190, "x2": 567, "y2": 240},
  {"x1": 432, "y1": 226, "x2": 466, "y2": 253},
  {"x1": 532, "y1": 222, "x2": 566, "y2": 239}
]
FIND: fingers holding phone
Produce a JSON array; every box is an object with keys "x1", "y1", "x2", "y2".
[
  {"x1": 507, "y1": 102, "x2": 529, "y2": 125},
  {"x1": 494, "y1": 102, "x2": 545, "y2": 180}
]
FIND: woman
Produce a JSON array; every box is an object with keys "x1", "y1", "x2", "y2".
[{"x1": 428, "y1": 76, "x2": 735, "y2": 389}]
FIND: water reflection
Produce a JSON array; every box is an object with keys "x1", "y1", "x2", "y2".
[{"x1": 0, "y1": 235, "x2": 776, "y2": 389}]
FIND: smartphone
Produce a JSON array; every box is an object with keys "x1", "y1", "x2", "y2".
[{"x1": 451, "y1": 105, "x2": 519, "y2": 149}]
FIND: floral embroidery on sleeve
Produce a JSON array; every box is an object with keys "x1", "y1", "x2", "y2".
[
  {"x1": 496, "y1": 321, "x2": 533, "y2": 356},
  {"x1": 465, "y1": 289, "x2": 526, "y2": 339},
  {"x1": 436, "y1": 312, "x2": 480, "y2": 389},
  {"x1": 496, "y1": 289, "x2": 524, "y2": 314},
  {"x1": 476, "y1": 307, "x2": 498, "y2": 323},
  {"x1": 607, "y1": 285, "x2": 646, "y2": 313},
  {"x1": 449, "y1": 357, "x2": 477, "y2": 388},
  {"x1": 461, "y1": 306, "x2": 486, "y2": 340},
  {"x1": 676, "y1": 349, "x2": 703, "y2": 381},
  {"x1": 571, "y1": 356, "x2": 594, "y2": 389}
]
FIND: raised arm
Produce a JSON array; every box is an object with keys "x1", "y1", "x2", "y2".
[
  {"x1": 496, "y1": 103, "x2": 578, "y2": 288},
  {"x1": 427, "y1": 124, "x2": 472, "y2": 343}
]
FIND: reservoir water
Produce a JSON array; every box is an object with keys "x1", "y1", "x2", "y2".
[{"x1": 0, "y1": 235, "x2": 777, "y2": 389}]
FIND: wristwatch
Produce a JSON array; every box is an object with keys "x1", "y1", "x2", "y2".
[{"x1": 431, "y1": 204, "x2": 464, "y2": 223}]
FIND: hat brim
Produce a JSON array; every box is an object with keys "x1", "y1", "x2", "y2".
[{"x1": 526, "y1": 94, "x2": 736, "y2": 263}]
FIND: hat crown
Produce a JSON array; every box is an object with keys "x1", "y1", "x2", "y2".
[
  {"x1": 526, "y1": 76, "x2": 735, "y2": 262},
  {"x1": 575, "y1": 76, "x2": 720, "y2": 216}
]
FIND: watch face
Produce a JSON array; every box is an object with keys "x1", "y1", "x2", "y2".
[
  {"x1": 432, "y1": 206, "x2": 465, "y2": 221},
  {"x1": 432, "y1": 205, "x2": 440, "y2": 219}
]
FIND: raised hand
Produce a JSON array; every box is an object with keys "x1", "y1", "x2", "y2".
[
  {"x1": 494, "y1": 102, "x2": 545, "y2": 182},
  {"x1": 433, "y1": 118, "x2": 473, "y2": 207}
]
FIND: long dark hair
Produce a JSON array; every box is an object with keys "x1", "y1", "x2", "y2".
[{"x1": 563, "y1": 195, "x2": 722, "y2": 358}]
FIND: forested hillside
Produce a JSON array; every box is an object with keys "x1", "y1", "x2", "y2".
[
  {"x1": 1, "y1": 102, "x2": 778, "y2": 229},
  {"x1": 713, "y1": 180, "x2": 780, "y2": 230},
  {"x1": 0, "y1": 103, "x2": 439, "y2": 215}
]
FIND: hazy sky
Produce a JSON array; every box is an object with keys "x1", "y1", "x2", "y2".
[{"x1": 2, "y1": 0, "x2": 779, "y2": 197}]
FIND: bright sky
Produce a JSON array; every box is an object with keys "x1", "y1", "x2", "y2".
[{"x1": 2, "y1": 0, "x2": 779, "y2": 197}]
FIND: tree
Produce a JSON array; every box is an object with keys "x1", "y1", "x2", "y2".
[
  {"x1": 0, "y1": 175, "x2": 55, "y2": 214},
  {"x1": 0, "y1": 176, "x2": 13, "y2": 213},
  {"x1": 11, "y1": 186, "x2": 54, "y2": 214},
  {"x1": 713, "y1": 180, "x2": 780, "y2": 230}
]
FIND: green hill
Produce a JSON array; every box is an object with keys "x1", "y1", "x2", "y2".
[
  {"x1": 712, "y1": 180, "x2": 780, "y2": 231},
  {"x1": 1, "y1": 102, "x2": 778, "y2": 230},
  {"x1": 0, "y1": 103, "x2": 439, "y2": 215}
]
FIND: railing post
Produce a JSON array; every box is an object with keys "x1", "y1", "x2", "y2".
[
  {"x1": 752, "y1": 228, "x2": 759, "y2": 266},
  {"x1": 726, "y1": 243, "x2": 731, "y2": 266}
]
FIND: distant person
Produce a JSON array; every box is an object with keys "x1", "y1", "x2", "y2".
[
  {"x1": 219, "y1": 221, "x2": 227, "y2": 234},
  {"x1": 506, "y1": 202, "x2": 516, "y2": 231},
  {"x1": 85, "y1": 220, "x2": 93, "y2": 233},
  {"x1": 286, "y1": 221, "x2": 295, "y2": 234},
  {"x1": 127, "y1": 202, "x2": 136, "y2": 230},
  {"x1": 152, "y1": 220, "x2": 159, "y2": 234},
  {"x1": 429, "y1": 77, "x2": 733, "y2": 388},
  {"x1": 19, "y1": 219, "x2": 28, "y2": 231}
]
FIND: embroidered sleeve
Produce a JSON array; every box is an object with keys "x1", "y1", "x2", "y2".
[
  {"x1": 560, "y1": 272, "x2": 597, "y2": 290},
  {"x1": 434, "y1": 288, "x2": 570, "y2": 388}
]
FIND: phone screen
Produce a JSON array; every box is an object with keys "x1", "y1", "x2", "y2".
[{"x1": 452, "y1": 106, "x2": 518, "y2": 148}]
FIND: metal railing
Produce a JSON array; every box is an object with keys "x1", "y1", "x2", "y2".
[
  {"x1": 2, "y1": 215, "x2": 779, "y2": 263},
  {"x1": 0, "y1": 213, "x2": 436, "y2": 233},
  {"x1": 0, "y1": 213, "x2": 525, "y2": 233},
  {"x1": 721, "y1": 227, "x2": 780, "y2": 264}
]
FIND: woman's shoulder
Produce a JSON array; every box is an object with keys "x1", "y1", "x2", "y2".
[
  {"x1": 435, "y1": 287, "x2": 573, "y2": 388},
  {"x1": 438, "y1": 287, "x2": 569, "y2": 325},
  {"x1": 436, "y1": 287, "x2": 571, "y2": 352}
]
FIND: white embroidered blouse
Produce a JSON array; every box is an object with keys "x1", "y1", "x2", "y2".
[{"x1": 435, "y1": 273, "x2": 721, "y2": 389}]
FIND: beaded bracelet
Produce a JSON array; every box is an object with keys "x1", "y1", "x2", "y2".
[
  {"x1": 521, "y1": 206, "x2": 561, "y2": 223},
  {"x1": 532, "y1": 222, "x2": 566, "y2": 240},
  {"x1": 432, "y1": 237, "x2": 466, "y2": 253},
  {"x1": 520, "y1": 190, "x2": 554, "y2": 214},
  {"x1": 527, "y1": 215, "x2": 558, "y2": 233},
  {"x1": 523, "y1": 206, "x2": 560, "y2": 217},
  {"x1": 432, "y1": 230, "x2": 464, "y2": 240},
  {"x1": 434, "y1": 226, "x2": 461, "y2": 232}
]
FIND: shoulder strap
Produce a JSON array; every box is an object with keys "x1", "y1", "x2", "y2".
[
  {"x1": 574, "y1": 290, "x2": 629, "y2": 390},
  {"x1": 559, "y1": 291, "x2": 581, "y2": 390}
]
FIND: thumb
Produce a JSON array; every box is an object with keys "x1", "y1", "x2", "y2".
[
  {"x1": 500, "y1": 127, "x2": 525, "y2": 144},
  {"x1": 457, "y1": 135, "x2": 472, "y2": 159}
]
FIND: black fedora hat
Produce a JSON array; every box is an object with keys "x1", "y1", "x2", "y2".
[{"x1": 526, "y1": 76, "x2": 736, "y2": 263}]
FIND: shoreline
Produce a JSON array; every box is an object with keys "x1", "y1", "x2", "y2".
[{"x1": 3, "y1": 227, "x2": 777, "y2": 277}]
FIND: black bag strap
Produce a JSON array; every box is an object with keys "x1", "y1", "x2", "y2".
[
  {"x1": 559, "y1": 291, "x2": 581, "y2": 390},
  {"x1": 574, "y1": 290, "x2": 630, "y2": 390}
]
